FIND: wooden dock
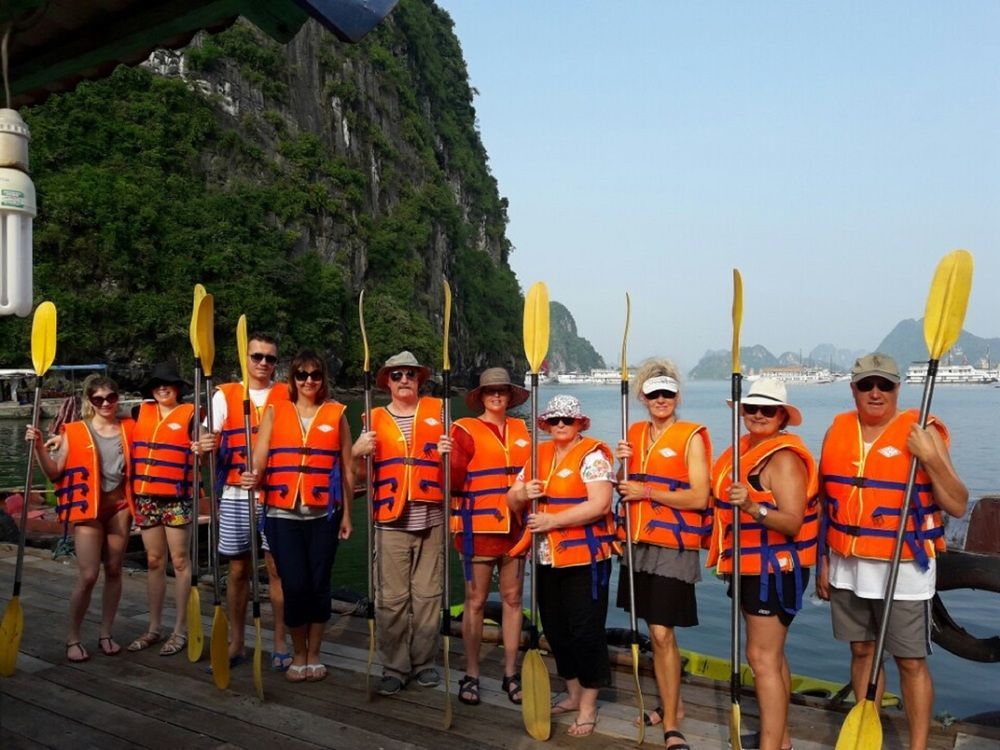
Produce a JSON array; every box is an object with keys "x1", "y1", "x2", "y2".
[{"x1": 1, "y1": 543, "x2": 997, "y2": 749}]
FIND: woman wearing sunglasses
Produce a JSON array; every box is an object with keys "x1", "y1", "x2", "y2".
[
  {"x1": 448, "y1": 367, "x2": 531, "y2": 706},
  {"x1": 507, "y1": 394, "x2": 617, "y2": 737},
  {"x1": 26, "y1": 375, "x2": 135, "y2": 662},
  {"x1": 708, "y1": 378, "x2": 819, "y2": 750},
  {"x1": 242, "y1": 351, "x2": 353, "y2": 683},
  {"x1": 615, "y1": 360, "x2": 711, "y2": 749}
]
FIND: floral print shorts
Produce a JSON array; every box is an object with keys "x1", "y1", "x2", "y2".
[{"x1": 133, "y1": 494, "x2": 192, "y2": 529}]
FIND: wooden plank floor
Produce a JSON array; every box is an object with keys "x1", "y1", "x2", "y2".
[{"x1": 1, "y1": 543, "x2": 997, "y2": 749}]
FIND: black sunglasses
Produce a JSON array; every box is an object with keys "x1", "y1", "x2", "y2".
[
  {"x1": 545, "y1": 416, "x2": 577, "y2": 427},
  {"x1": 89, "y1": 393, "x2": 120, "y2": 408},
  {"x1": 249, "y1": 352, "x2": 278, "y2": 365},
  {"x1": 390, "y1": 369, "x2": 418, "y2": 382},
  {"x1": 855, "y1": 377, "x2": 896, "y2": 393},
  {"x1": 294, "y1": 370, "x2": 324, "y2": 382},
  {"x1": 743, "y1": 404, "x2": 781, "y2": 418},
  {"x1": 482, "y1": 387, "x2": 510, "y2": 397},
  {"x1": 645, "y1": 389, "x2": 677, "y2": 401}
]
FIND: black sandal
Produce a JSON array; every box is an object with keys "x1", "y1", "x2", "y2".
[
  {"x1": 664, "y1": 729, "x2": 691, "y2": 750},
  {"x1": 458, "y1": 674, "x2": 480, "y2": 705},
  {"x1": 502, "y1": 672, "x2": 522, "y2": 705},
  {"x1": 640, "y1": 704, "x2": 664, "y2": 727}
]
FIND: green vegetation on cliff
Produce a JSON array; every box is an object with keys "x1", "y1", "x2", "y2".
[{"x1": 0, "y1": 0, "x2": 523, "y2": 385}]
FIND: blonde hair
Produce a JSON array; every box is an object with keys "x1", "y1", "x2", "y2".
[
  {"x1": 633, "y1": 358, "x2": 681, "y2": 400},
  {"x1": 79, "y1": 373, "x2": 119, "y2": 420}
]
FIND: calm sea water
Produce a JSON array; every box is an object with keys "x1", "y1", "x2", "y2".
[{"x1": 1, "y1": 380, "x2": 997, "y2": 718}]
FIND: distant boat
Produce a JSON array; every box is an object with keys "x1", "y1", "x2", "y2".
[
  {"x1": 556, "y1": 368, "x2": 631, "y2": 385},
  {"x1": 745, "y1": 367, "x2": 837, "y2": 385},
  {"x1": 905, "y1": 363, "x2": 998, "y2": 385},
  {"x1": 523, "y1": 372, "x2": 556, "y2": 387}
]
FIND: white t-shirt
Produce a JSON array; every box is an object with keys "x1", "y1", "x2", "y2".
[{"x1": 828, "y1": 551, "x2": 936, "y2": 600}]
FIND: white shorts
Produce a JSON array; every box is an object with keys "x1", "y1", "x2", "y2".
[{"x1": 218, "y1": 495, "x2": 269, "y2": 556}]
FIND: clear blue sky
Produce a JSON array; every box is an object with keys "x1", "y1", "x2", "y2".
[{"x1": 435, "y1": 1, "x2": 999, "y2": 371}]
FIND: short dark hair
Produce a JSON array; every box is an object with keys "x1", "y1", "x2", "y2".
[
  {"x1": 248, "y1": 331, "x2": 277, "y2": 348},
  {"x1": 288, "y1": 350, "x2": 329, "y2": 403}
]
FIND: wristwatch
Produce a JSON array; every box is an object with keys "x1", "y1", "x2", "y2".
[{"x1": 753, "y1": 504, "x2": 769, "y2": 522}]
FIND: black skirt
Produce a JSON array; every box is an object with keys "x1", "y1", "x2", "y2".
[{"x1": 616, "y1": 565, "x2": 698, "y2": 628}]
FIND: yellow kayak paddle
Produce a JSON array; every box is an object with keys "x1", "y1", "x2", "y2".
[{"x1": 187, "y1": 284, "x2": 206, "y2": 663}]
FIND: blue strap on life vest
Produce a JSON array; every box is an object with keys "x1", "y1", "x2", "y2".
[
  {"x1": 644, "y1": 507, "x2": 710, "y2": 550},
  {"x1": 555, "y1": 522, "x2": 617, "y2": 599},
  {"x1": 456, "y1": 488, "x2": 508, "y2": 581},
  {"x1": 630, "y1": 472, "x2": 691, "y2": 492}
]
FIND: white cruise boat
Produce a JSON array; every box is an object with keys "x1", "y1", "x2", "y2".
[
  {"x1": 556, "y1": 368, "x2": 631, "y2": 385},
  {"x1": 905, "y1": 363, "x2": 998, "y2": 385},
  {"x1": 745, "y1": 367, "x2": 837, "y2": 384}
]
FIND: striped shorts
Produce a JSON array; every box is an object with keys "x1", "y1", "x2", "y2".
[{"x1": 218, "y1": 496, "x2": 269, "y2": 557}]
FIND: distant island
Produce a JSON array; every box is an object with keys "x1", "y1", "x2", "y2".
[{"x1": 688, "y1": 320, "x2": 1000, "y2": 380}]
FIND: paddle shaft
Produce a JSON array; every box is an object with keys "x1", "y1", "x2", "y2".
[
  {"x1": 11, "y1": 385, "x2": 43, "y2": 596},
  {"x1": 441, "y1": 370, "x2": 452, "y2": 635},
  {"x1": 619, "y1": 381, "x2": 639, "y2": 637},
  {"x1": 191, "y1": 361, "x2": 202, "y2": 587},
  {"x1": 364, "y1": 370, "x2": 375, "y2": 617},
  {"x1": 243, "y1": 400, "x2": 262, "y2": 620},
  {"x1": 205, "y1": 376, "x2": 223, "y2": 603},
  {"x1": 730, "y1": 372, "x2": 742, "y2": 702},
  {"x1": 863, "y1": 358, "x2": 939, "y2": 699},
  {"x1": 529, "y1": 372, "x2": 540, "y2": 650}
]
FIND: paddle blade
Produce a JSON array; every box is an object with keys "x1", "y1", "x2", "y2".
[
  {"x1": 442, "y1": 634, "x2": 453, "y2": 728},
  {"x1": 210, "y1": 606, "x2": 230, "y2": 689},
  {"x1": 620, "y1": 292, "x2": 631, "y2": 380},
  {"x1": 196, "y1": 294, "x2": 216, "y2": 377},
  {"x1": 442, "y1": 278, "x2": 452, "y2": 371},
  {"x1": 365, "y1": 617, "x2": 376, "y2": 701},
  {"x1": 0, "y1": 596, "x2": 23, "y2": 676},
  {"x1": 190, "y1": 284, "x2": 207, "y2": 356},
  {"x1": 359, "y1": 290, "x2": 370, "y2": 373},
  {"x1": 729, "y1": 702, "x2": 743, "y2": 750},
  {"x1": 923, "y1": 250, "x2": 973, "y2": 359},
  {"x1": 253, "y1": 618, "x2": 264, "y2": 700},
  {"x1": 521, "y1": 647, "x2": 551, "y2": 740},
  {"x1": 631, "y1": 642, "x2": 645, "y2": 745},
  {"x1": 237, "y1": 314, "x2": 250, "y2": 398},
  {"x1": 186, "y1": 589, "x2": 204, "y2": 662},
  {"x1": 523, "y1": 282, "x2": 550, "y2": 374},
  {"x1": 731, "y1": 270, "x2": 743, "y2": 374},
  {"x1": 30, "y1": 301, "x2": 57, "y2": 376},
  {"x1": 835, "y1": 699, "x2": 881, "y2": 750}
]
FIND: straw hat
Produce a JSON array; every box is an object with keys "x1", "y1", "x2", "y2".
[
  {"x1": 464, "y1": 367, "x2": 530, "y2": 412},
  {"x1": 537, "y1": 394, "x2": 591, "y2": 432},
  {"x1": 727, "y1": 378, "x2": 802, "y2": 426},
  {"x1": 375, "y1": 350, "x2": 432, "y2": 391}
]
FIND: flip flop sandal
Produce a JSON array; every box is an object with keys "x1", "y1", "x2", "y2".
[
  {"x1": 305, "y1": 664, "x2": 327, "y2": 682},
  {"x1": 158, "y1": 633, "x2": 187, "y2": 657},
  {"x1": 567, "y1": 715, "x2": 598, "y2": 738},
  {"x1": 66, "y1": 641, "x2": 90, "y2": 663},
  {"x1": 270, "y1": 651, "x2": 293, "y2": 672},
  {"x1": 126, "y1": 631, "x2": 161, "y2": 652},
  {"x1": 664, "y1": 729, "x2": 691, "y2": 750},
  {"x1": 97, "y1": 635, "x2": 121, "y2": 656},
  {"x1": 458, "y1": 674, "x2": 481, "y2": 705},
  {"x1": 550, "y1": 693, "x2": 577, "y2": 715},
  {"x1": 286, "y1": 664, "x2": 308, "y2": 683},
  {"x1": 501, "y1": 673, "x2": 522, "y2": 705}
]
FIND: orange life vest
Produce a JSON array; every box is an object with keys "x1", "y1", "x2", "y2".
[
  {"x1": 262, "y1": 400, "x2": 346, "y2": 514},
  {"x1": 449, "y1": 417, "x2": 530, "y2": 571},
  {"x1": 131, "y1": 402, "x2": 195, "y2": 498},
  {"x1": 619, "y1": 420, "x2": 712, "y2": 550},
  {"x1": 820, "y1": 409, "x2": 947, "y2": 569},
  {"x1": 708, "y1": 433, "x2": 819, "y2": 614},
  {"x1": 54, "y1": 419, "x2": 134, "y2": 523},
  {"x1": 510, "y1": 437, "x2": 618, "y2": 591},
  {"x1": 370, "y1": 397, "x2": 444, "y2": 523},
  {"x1": 216, "y1": 381, "x2": 290, "y2": 487}
]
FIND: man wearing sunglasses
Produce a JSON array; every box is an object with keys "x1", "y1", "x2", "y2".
[
  {"x1": 352, "y1": 350, "x2": 448, "y2": 697},
  {"x1": 817, "y1": 353, "x2": 968, "y2": 750},
  {"x1": 206, "y1": 332, "x2": 294, "y2": 671}
]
